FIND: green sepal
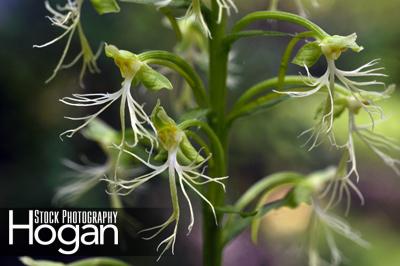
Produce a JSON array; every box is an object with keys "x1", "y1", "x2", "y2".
[
  {"x1": 292, "y1": 41, "x2": 322, "y2": 67},
  {"x1": 285, "y1": 182, "x2": 313, "y2": 208},
  {"x1": 151, "y1": 102, "x2": 182, "y2": 150},
  {"x1": 136, "y1": 64, "x2": 173, "y2": 91},
  {"x1": 179, "y1": 134, "x2": 204, "y2": 164},
  {"x1": 320, "y1": 33, "x2": 363, "y2": 60},
  {"x1": 90, "y1": 0, "x2": 120, "y2": 15},
  {"x1": 105, "y1": 44, "x2": 142, "y2": 79},
  {"x1": 151, "y1": 101, "x2": 176, "y2": 130}
]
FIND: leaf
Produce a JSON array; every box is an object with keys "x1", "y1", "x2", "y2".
[
  {"x1": 90, "y1": 0, "x2": 120, "y2": 15},
  {"x1": 20, "y1": 257, "x2": 65, "y2": 266},
  {"x1": 292, "y1": 41, "x2": 322, "y2": 67},
  {"x1": 68, "y1": 258, "x2": 130, "y2": 266},
  {"x1": 137, "y1": 64, "x2": 173, "y2": 91}
]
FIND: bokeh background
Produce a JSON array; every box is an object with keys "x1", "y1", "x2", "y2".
[{"x1": 1, "y1": 0, "x2": 399, "y2": 265}]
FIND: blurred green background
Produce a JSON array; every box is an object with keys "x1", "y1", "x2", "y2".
[{"x1": 0, "y1": 0, "x2": 399, "y2": 265}]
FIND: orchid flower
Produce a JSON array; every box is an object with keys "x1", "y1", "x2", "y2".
[
  {"x1": 55, "y1": 119, "x2": 144, "y2": 205},
  {"x1": 308, "y1": 200, "x2": 369, "y2": 266},
  {"x1": 319, "y1": 87, "x2": 397, "y2": 213},
  {"x1": 277, "y1": 33, "x2": 386, "y2": 150},
  {"x1": 54, "y1": 158, "x2": 111, "y2": 205},
  {"x1": 60, "y1": 44, "x2": 173, "y2": 152},
  {"x1": 183, "y1": 0, "x2": 237, "y2": 38},
  {"x1": 106, "y1": 104, "x2": 228, "y2": 260},
  {"x1": 34, "y1": 0, "x2": 101, "y2": 86}
]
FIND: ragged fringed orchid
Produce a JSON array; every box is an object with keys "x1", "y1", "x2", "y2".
[
  {"x1": 60, "y1": 44, "x2": 172, "y2": 148},
  {"x1": 282, "y1": 168, "x2": 369, "y2": 266},
  {"x1": 277, "y1": 33, "x2": 385, "y2": 139},
  {"x1": 54, "y1": 119, "x2": 143, "y2": 206},
  {"x1": 32, "y1": 0, "x2": 399, "y2": 265},
  {"x1": 182, "y1": 0, "x2": 237, "y2": 37},
  {"x1": 34, "y1": 0, "x2": 104, "y2": 86},
  {"x1": 317, "y1": 86, "x2": 399, "y2": 213},
  {"x1": 308, "y1": 200, "x2": 370, "y2": 266},
  {"x1": 106, "y1": 104, "x2": 227, "y2": 259}
]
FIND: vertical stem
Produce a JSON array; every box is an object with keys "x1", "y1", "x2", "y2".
[{"x1": 203, "y1": 1, "x2": 230, "y2": 266}]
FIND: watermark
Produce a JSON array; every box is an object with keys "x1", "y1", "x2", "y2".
[
  {"x1": 9, "y1": 210, "x2": 118, "y2": 255},
  {"x1": 1, "y1": 208, "x2": 159, "y2": 256}
]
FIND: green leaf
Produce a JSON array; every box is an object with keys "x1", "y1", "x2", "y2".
[
  {"x1": 68, "y1": 257, "x2": 130, "y2": 266},
  {"x1": 137, "y1": 64, "x2": 173, "y2": 91},
  {"x1": 90, "y1": 0, "x2": 120, "y2": 15},
  {"x1": 20, "y1": 257, "x2": 65, "y2": 266},
  {"x1": 292, "y1": 41, "x2": 322, "y2": 67}
]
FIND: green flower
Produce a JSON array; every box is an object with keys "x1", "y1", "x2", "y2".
[
  {"x1": 60, "y1": 44, "x2": 172, "y2": 149},
  {"x1": 34, "y1": 0, "x2": 101, "y2": 86},
  {"x1": 320, "y1": 33, "x2": 364, "y2": 60},
  {"x1": 106, "y1": 105, "x2": 227, "y2": 260}
]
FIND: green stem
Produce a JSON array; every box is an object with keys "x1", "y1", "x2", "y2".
[
  {"x1": 234, "y1": 172, "x2": 303, "y2": 211},
  {"x1": 160, "y1": 7, "x2": 182, "y2": 42},
  {"x1": 202, "y1": 1, "x2": 230, "y2": 265},
  {"x1": 224, "y1": 30, "x2": 292, "y2": 44},
  {"x1": 232, "y1": 11, "x2": 328, "y2": 40},
  {"x1": 228, "y1": 75, "x2": 351, "y2": 124},
  {"x1": 277, "y1": 31, "x2": 314, "y2": 89}
]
